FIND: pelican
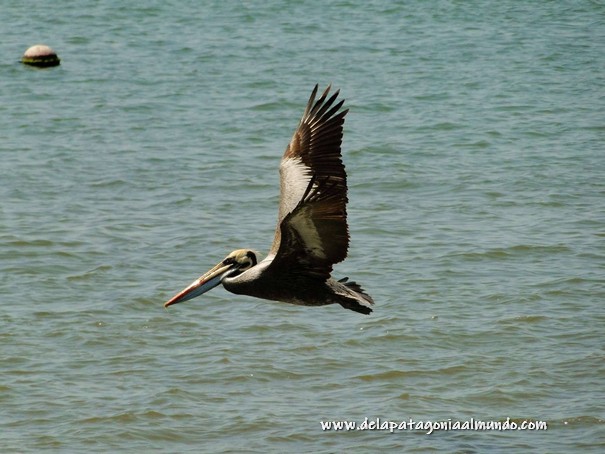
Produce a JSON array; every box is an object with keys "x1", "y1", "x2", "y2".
[{"x1": 164, "y1": 85, "x2": 374, "y2": 314}]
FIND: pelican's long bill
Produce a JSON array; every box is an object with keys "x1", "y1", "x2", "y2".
[{"x1": 164, "y1": 261, "x2": 238, "y2": 308}]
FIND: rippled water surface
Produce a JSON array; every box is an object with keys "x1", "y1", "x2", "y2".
[{"x1": 1, "y1": 1, "x2": 604, "y2": 452}]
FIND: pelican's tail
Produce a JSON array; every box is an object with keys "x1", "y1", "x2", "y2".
[{"x1": 335, "y1": 277, "x2": 374, "y2": 315}]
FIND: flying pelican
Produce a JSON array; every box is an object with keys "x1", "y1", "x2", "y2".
[{"x1": 164, "y1": 85, "x2": 374, "y2": 314}]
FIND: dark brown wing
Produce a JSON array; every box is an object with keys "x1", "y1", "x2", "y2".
[{"x1": 266, "y1": 85, "x2": 349, "y2": 280}]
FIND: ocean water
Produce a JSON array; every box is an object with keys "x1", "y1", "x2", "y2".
[{"x1": 1, "y1": 0, "x2": 604, "y2": 452}]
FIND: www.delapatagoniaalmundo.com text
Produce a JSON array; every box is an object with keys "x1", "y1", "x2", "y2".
[{"x1": 320, "y1": 417, "x2": 548, "y2": 434}]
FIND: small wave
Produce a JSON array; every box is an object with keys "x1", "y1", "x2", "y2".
[
  {"x1": 498, "y1": 314, "x2": 549, "y2": 324},
  {"x1": 453, "y1": 244, "x2": 571, "y2": 261},
  {"x1": 548, "y1": 416, "x2": 605, "y2": 426},
  {"x1": 67, "y1": 265, "x2": 113, "y2": 281}
]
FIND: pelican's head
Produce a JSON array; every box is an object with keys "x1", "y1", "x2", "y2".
[{"x1": 164, "y1": 249, "x2": 258, "y2": 308}]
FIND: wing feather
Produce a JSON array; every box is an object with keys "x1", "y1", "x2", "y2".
[{"x1": 266, "y1": 85, "x2": 350, "y2": 280}]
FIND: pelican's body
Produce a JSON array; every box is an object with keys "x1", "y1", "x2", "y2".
[
  {"x1": 224, "y1": 254, "x2": 371, "y2": 313},
  {"x1": 164, "y1": 85, "x2": 374, "y2": 314}
]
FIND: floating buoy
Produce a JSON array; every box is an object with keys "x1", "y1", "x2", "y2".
[{"x1": 22, "y1": 44, "x2": 60, "y2": 67}]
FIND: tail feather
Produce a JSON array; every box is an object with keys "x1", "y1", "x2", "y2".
[{"x1": 337, "y1": 277, "x2": 374, "y2": 315}]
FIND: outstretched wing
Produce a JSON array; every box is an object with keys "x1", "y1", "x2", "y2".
[{"x1": 267, "y1": 85, "x2": 349, "y2": 280}]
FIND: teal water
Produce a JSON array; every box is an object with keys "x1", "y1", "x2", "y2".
[{"x1": 1, "y1": 1, "x2": 604, "y2": 452}]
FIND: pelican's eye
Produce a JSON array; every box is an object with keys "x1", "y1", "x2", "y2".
[{"x1": 222, "y1": 257, "x2": 236, "y2": 266}]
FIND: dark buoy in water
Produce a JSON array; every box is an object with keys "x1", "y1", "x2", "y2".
[{"x1": 22, "y1": 44, "x2": 60, "y2": 67}]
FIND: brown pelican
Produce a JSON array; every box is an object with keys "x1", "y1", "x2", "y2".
[{"x1": 164, "y1": 85, "x2": 374, "y2": 314}]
